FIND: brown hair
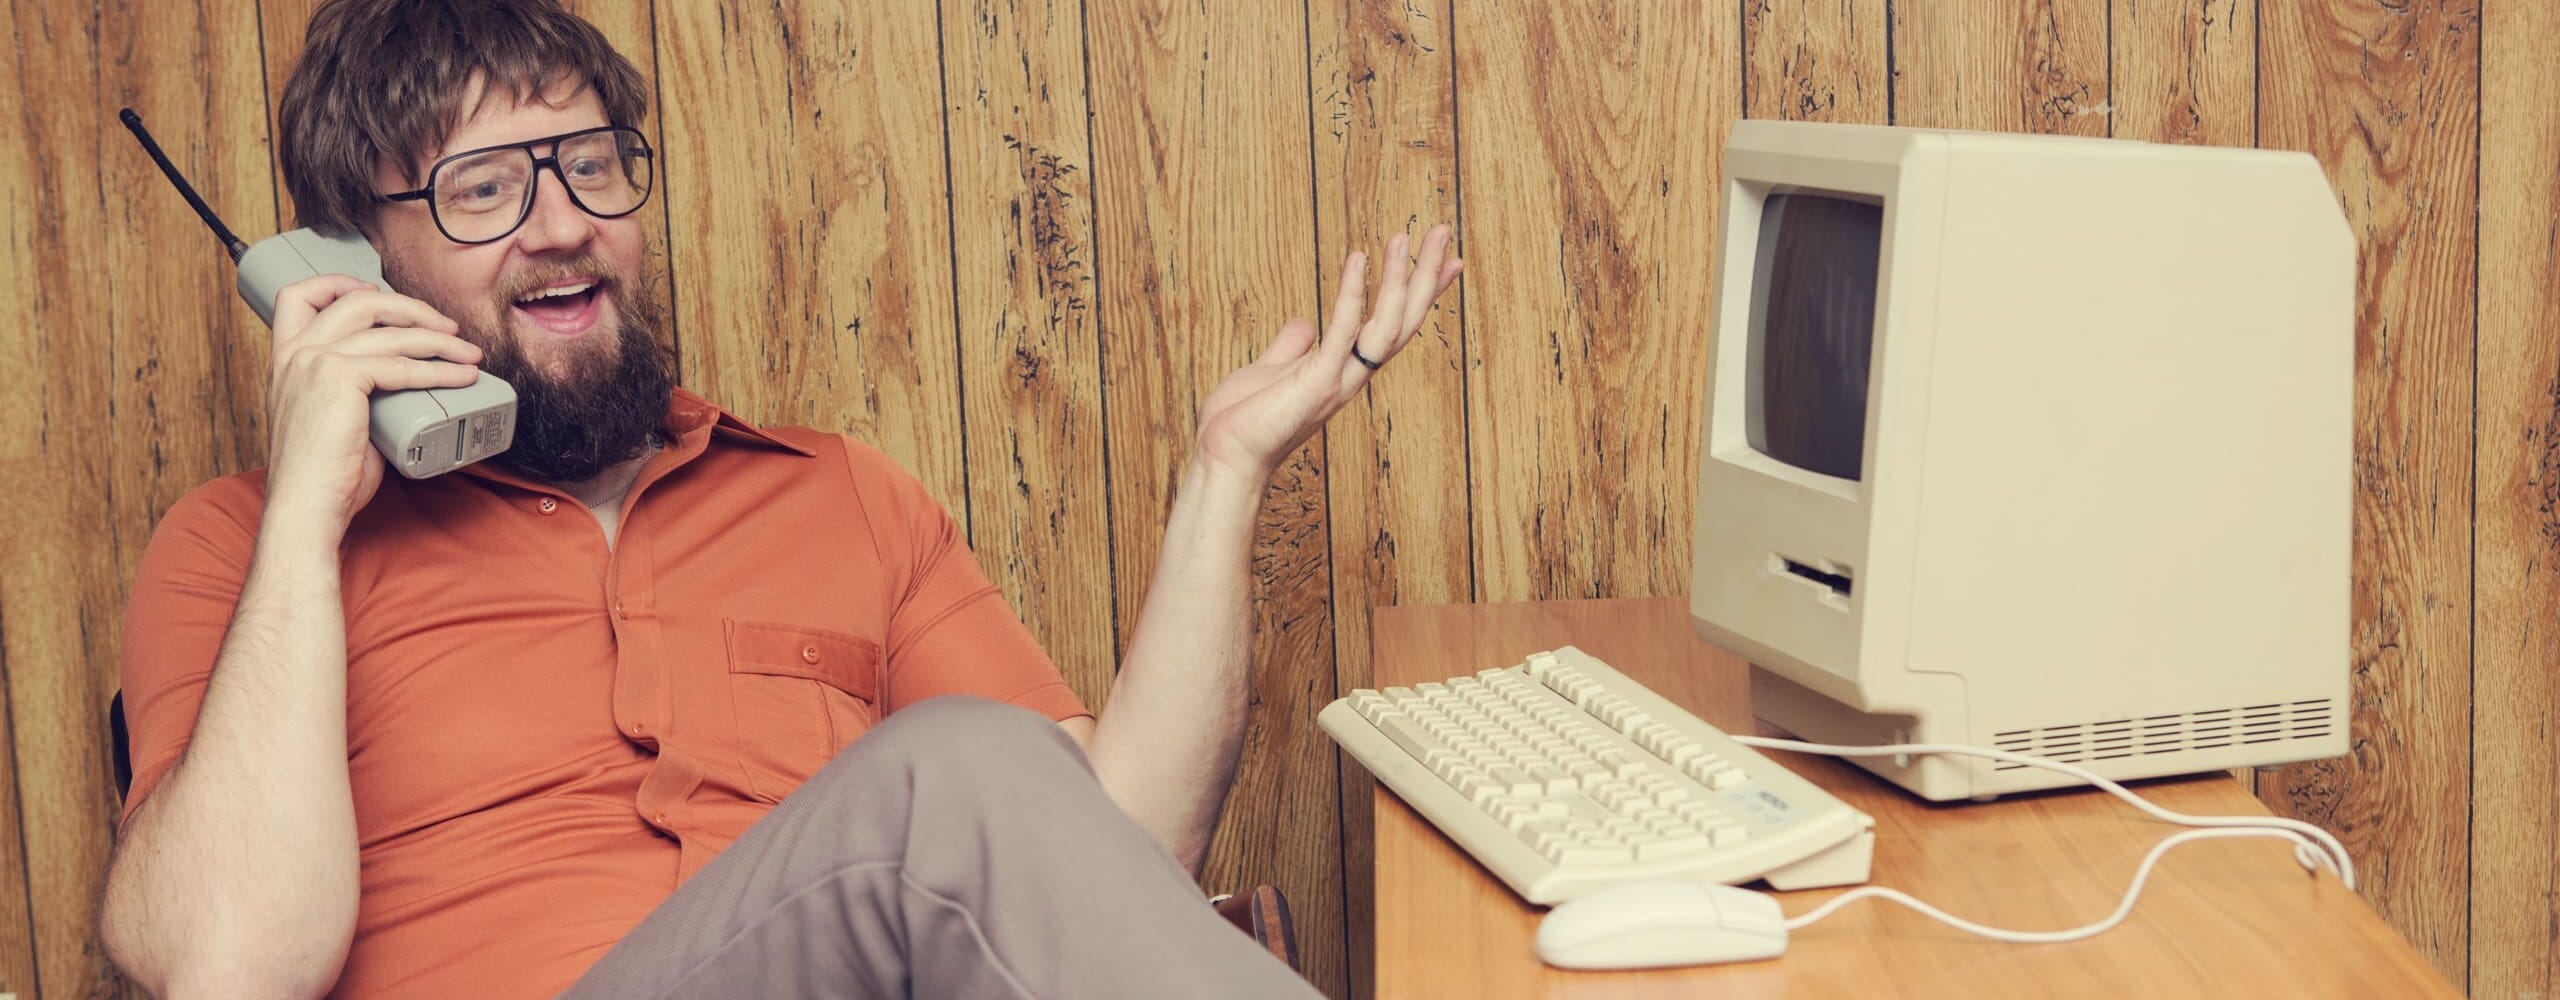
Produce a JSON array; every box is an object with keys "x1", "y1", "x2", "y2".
[{"x1": 277, "y1": 0, "x2": 649, "y2": 236}]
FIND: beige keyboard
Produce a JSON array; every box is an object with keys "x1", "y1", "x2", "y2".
[{"x1": 1321, "y1": 646, "x2": 1875, "y2": 905}]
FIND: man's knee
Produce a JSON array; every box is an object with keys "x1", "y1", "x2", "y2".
[{"x1": 857, "y1": 696, "x2": 1089, "y2": 785}]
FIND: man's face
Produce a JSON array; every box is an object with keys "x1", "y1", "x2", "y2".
[{"x1": 370, "y1": 75, "x2": 674, "y2": 484}]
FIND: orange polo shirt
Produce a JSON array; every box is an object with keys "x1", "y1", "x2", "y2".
[{"x1": 116, "y1": 388, "x2": 1091, "y2": 997}]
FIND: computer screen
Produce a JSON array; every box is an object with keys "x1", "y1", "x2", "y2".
[{"x1": 1746, "y1": 192, "x2": 1881, "y2": 483}]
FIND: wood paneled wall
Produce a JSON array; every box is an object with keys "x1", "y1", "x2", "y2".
[{"x1": 3, "y1": 1, "x2": 2547, "y2": 997}]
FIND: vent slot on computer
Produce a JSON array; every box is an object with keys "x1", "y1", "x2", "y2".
[{"x1": 1990, "y1": 699, "x2": 2337, "y2": 770}]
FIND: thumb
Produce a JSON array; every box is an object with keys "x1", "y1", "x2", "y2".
[{"x1": 1255, "y1": 318, "x2": 1319, "y2": 366}]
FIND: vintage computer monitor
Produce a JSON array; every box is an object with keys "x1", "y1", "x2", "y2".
[{"x1": 1687, "y1": 120, "x2": 2355, "y2": 802}]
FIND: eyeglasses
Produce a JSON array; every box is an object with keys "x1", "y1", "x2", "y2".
[{"x1": 377, "y1": 125, "x2": 655, "y2": 245}]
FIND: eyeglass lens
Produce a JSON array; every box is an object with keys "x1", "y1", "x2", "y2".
[{"x1": 431, "y1": 130, "x2": 653, "y2": 243}]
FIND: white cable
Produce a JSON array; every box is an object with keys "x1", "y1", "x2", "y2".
[
  {"x1": 1730, "y1": 735, "x2": 2356, "y2": 891},
  {"x1": 1777, "y1": 827, "x2": 2325, "y2": 941}
]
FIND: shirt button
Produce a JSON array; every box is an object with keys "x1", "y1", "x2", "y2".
[
  {"x1": 537, "y1": 497, "x2": 559, "y2": 515},
  {"x1": 653, "y1": 812, "x2": 669, "y2": 826},
  {"x1": 612, "y1": 600, "x2": 626, "y2": 618},
  {"x1": 629, "y1": 722, "x2": 647, "y2": 736},
  {"x1": 801, "y1": 645, "x2": 822, "y2": 664}
]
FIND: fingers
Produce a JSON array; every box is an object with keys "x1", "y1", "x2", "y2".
[
  {"x1": 363, "y1": 357, "x2": 488, "y2": 393},
  {"x1": 1363, "y1": 233, "x2": 1416, "y2": 351},
  {"x1": 1400, "y1": 225, "x2": 1456, "y2": 332},
  {"x1": 1318, "y1": 223, "x2": 1461, "y2": 382},
  {"x1": 278, "y1": 287, "x2": 461, "y2": 356},
  {"x1": 328, "y1": 328, "x2": 486, "y2": 366},
  {"x1": 1322, "y1": 252, "x2": 1369, "y2": 355},
  {"x1": 271, "y1": 274, "x2": 380, "y2": 333}
]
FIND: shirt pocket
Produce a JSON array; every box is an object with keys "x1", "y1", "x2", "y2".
[{"x1": 723, "y1": 619, "x2": 883, "y2": 801}]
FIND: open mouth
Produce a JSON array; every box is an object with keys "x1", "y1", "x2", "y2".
[{"x1": 511, "y1": 280, "x2": 605, "y2": 336}]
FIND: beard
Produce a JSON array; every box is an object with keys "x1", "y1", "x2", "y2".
[{"x1": 385, "y1": 246, "x2": 678, "y2": 485}]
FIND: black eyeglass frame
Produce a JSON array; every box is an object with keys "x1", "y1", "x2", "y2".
[{"x1": 376, "y1": 124, "x2": 655, "y2": 246}]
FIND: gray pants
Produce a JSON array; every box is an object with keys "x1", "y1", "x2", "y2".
[{"x1": 562, "y1": 697, "x2": 1322, "y2": 999}]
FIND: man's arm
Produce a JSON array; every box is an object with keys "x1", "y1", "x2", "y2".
[
  {"x1": 104, "y1": 514, "x2": 366, "y2": 998},
  {"x1": 1067, "y1": 459, "x2": 1263, "y2": 872},
  {"x1": 100, "y1": 277, "x2": 481, "y2": 997},
  {"x1": 1073, "y1": 226, "x2": 1460, "y2": 874}
]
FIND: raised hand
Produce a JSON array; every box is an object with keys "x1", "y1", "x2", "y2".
[{"x1": 1193, "y1": 223, "x2": 1463, "y2": 480}]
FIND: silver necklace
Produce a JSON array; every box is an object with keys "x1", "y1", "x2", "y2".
[{"x1": 585, "y1": 437, "x2": 662, "y2": 510}]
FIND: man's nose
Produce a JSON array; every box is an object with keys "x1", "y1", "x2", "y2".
[{"x1": 514, "y1": 168, "x2": 595, "y2": 254}]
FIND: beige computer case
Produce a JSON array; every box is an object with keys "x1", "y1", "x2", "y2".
[{"x1": 1688, "y1": 121, "x2": 2354, "y2": 801}]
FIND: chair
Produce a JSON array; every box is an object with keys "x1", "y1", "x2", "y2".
[
  {"x1": 111, "y1": 690, "x2": 133, "y2": 800},
  {"x1": 1213, "y1": 885, "x2": 1300, "y2": 972}
]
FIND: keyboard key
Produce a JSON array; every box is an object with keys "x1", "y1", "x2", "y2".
[
  {"x1": 1546, "y1": 842, "x2": 1619, "y2": 866},
  {"x1": 1636, "y1": 834, "x2": 1713, "y2": 862},
  {"x1": 1489, "y1": 766, "x2": 1540, "y2": 797},
  {"x1": 1377, "y1": 716, "x2": 1447, "y2": 761}
]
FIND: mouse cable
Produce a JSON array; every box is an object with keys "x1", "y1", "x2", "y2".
[{"x1": 1729, "y1": 736, "x2": 2354, "y2": 943}]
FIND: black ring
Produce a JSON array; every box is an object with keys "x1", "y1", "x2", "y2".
[{"x1": 1350, "y1": 344, "x2": 1384, "y2": 370}]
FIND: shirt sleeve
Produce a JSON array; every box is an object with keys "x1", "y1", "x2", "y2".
[
  {"x1": 116, "y1": 476, "x2": 265, "y2": 826},
  {"x1": 838, "y1": 437, "x2": 1091, "y2": 722}
]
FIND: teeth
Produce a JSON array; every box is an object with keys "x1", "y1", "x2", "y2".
[{"x1": 519, "y1": 282, "x2": 593, "y2": 303}]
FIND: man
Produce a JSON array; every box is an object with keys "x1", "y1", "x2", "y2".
[{"x1": 96, "y1": 0, "x2": 1461, "y2": 996}]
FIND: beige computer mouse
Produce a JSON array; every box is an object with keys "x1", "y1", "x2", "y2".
[{"x1": 1534, "y1": 878, "x2": 1791, "y2": 970}]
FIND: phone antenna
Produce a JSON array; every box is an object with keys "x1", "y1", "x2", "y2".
[{"x1": 119, "y1": 108, "x2": 249, "y2": 261}]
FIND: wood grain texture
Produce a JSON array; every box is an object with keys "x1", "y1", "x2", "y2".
[
  {"x1": 68, "y1": 2, "x2": 282, "y2": 996},
  {"x1": 658, "y1": 1, "x2": 967, "y2": 511},
  {"x1": 1, "y1": 1, "x2": 112, "y2": 992},
  {"x1": 1891, "y1": 0, "x2": 2110, "y2": 134},
  {"x1": 1362, "y1": 598, "x2": 2458, "y2": 999},
  {"x1": 2259, "y1": 0, "x2": 2478, "y2": 985},
  {"x1": 1082, "y1": 1, "x2": 1339, "y2": 995},
  {"x1": 1456, "y1": 1, "x2": 1735, "y2": 603},
  {"x1": 2474, "y1": 1, "x2": 2559, "y2": 993},
  {"x1": 1745, "y1": 0, "x2": 1889, "y2": 123},
  {"x1": 2110, "y1": 0, "x2": 2252, "y2": 147},
  {"x1": 938, "y1": 0, "x2": 1116, "y2": 709},
  {"x1": 1305, "y1": 2, "x2": 1469, "y2": 995}
]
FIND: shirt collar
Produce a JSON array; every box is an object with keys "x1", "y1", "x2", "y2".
[{"x1": 665, "y1": 387, "x2": 819, "y2": 457}]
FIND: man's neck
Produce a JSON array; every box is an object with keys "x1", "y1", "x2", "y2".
[{"x1": 561, "y1": 434, "x2": 662, "y2": 511}]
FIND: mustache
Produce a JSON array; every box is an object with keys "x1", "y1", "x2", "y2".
[{"x1": 497, "y1": 254, "x2": 620, "y2": 303}]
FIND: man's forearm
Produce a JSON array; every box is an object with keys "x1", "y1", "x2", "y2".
[
  {"x1": 1085, "y1": 457, "x2": 1266, "y2": 873},
  {"x1": 102, "y1": 515, "x2": 363, "y2": 997}
]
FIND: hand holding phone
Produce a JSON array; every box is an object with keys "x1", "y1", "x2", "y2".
[
  {"x1": 120, "y1": 108, "x2": 518, "y2": 488},
  {"x1": 262, "y1": 277, "x2": 489, "y2": 524}
]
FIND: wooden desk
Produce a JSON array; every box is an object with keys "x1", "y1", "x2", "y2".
[{"x1": 1353, "y1": 598, "x2": 2453, "y2": 999}]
